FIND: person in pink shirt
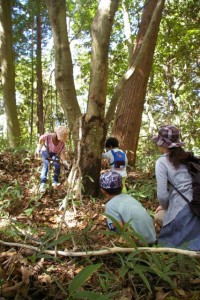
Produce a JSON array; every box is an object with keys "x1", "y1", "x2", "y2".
[{"x1": 36, "y1": 126, "x2": 69, "y2": 192}]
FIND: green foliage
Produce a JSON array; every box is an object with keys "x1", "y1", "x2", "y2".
[
  {"x1": 1, "y1": 0, "x2": 199, "y2": 163},
  {"x1": 128, "y1": 178, "x2": 157, "y2": 202},
  {"x1": 115, "y1": 250, "x2": 200, "y2": 297},
  {"x1": 138, "y1": 0, "x2": 200, "y2": 169},
  {"x1": 68, "y1": 263, "x2": 102, "y2": 295},
  {"x1": 0, "y1": 180, "x2": 21, "y2": 214}
]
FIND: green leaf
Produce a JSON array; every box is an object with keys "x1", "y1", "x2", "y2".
[
  {"x1": 72, "y1": 290, "x2": 113, "y2": 299},
  {"x1": 23, "y1": 208, "x2": 34, "y2": 216},
  {"x1": 68, "y1": 263, "x2": 102, "y2": 295},
  {"x1": 136, "y1": 270, "x2": 152, "y2": 293},
  {"x1": 43, "y1": 235, "x2": 71, "y2": 250},
  {"x1": 36, "y1": 253, "x2": 61, "y2": 262}
]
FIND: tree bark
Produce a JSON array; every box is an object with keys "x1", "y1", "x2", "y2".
[
  {"x1": 0, "y1": 0, "x2": 21, "y2": 147},
  {"x1": 45, "y1": 0, "x2": 81, "y2": 142},
  {"x1": 36, "y1": 2, "x2": 44, "y2": 135},
  {"x1": 80, "y1": 0, "x2": 119, "y2": 196},
  {"x1": 111, "y1": 0, "x2": 165, "y2": 165}
]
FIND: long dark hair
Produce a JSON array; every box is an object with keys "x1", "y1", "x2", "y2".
[{"x1": 168, "y1": 148, "x2": 194, "y2": 169}]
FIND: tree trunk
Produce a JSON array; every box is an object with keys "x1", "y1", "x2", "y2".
[
  {"x1": 0, "y1": 0, "x2": 21, "y2": 147},
  {"x1": 112, "y1": 0, "x2": 165, "y2": 165},
  {"x1": 36, "y1": 2, "x2": 44, "y2": 135},
  {"x1": 80, "y1": 0, "x2": 119, "y2": 196},
  {"x1": 45, "y1": 0, "x2": 81, "y2": 142},
  {"x1": 30, "y1": 22, "x2": 35, "y2": 145}
]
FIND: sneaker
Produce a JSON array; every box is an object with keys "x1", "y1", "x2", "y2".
[
  {"x1": 52, "y1": 181, "x2": 61, "y2": 189},
  {"x1": 39, "y1": 183, "x2": 46, "y2": 193}
]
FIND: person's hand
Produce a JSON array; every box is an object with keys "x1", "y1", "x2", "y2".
[
  {"x1": 155, "y1": 205, "x2": 164, "y2": 213},
  {"x1": 35, "y1": 144, "x2": 42, "y2": 156},
  {"x1": 63, "y1": 160, "x2": 70, "y2": 169}
]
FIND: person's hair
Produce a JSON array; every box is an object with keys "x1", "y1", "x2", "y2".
[
  {"x1": 105, "y1": 137, "x2": 119, "y2": 148},
  {"x1": 102, "y1": 186, "x2": 122, "y2": 195},
  {"x1": 168, "y1": 148, "x2": 193, "y2": 169}
]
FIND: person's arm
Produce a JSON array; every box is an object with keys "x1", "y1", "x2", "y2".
[
  {"x1": 155, "y1": 160, "x2": 170, "y2": 209},
  {"x1": 155, "y1": 205, "x2": 164, "y2": 213},
  {"x1": 36, "y1": 134, "x2": 46, "y2": 155},
  {"x1": 60, "y1": 149, "x2": 70, "y2": 168},
  {"x1": 60, "y1": 149, "x2": 67, "y2": 160},
  {"x1": 105, "y1": 203, "x2": 123, "y2": 231},
  {"x1": 102, "y1": 150, "x2": 110, "y2": 160}
]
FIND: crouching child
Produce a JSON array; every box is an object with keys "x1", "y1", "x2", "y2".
[{"x1": 100, "y1": 171, "x2": 156, "y2": 246}]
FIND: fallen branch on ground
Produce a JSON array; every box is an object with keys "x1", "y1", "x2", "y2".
[{"x1": 0, "y1": 239, "x2": 199, "y2": 258}]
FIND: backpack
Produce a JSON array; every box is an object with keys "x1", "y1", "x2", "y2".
[
  {"x1": 169, "y1": 158, "x2": 200, "y2": 217},
  {"x1": 110, "y1": 149, "x2": 126, "y2": 170},
  {"x1": 187, "y1": 160, "x2": 200, "y2": 217}
]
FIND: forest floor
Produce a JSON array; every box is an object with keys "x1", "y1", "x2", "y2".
[{"x1": 0, "y1": 151, "x2": 200, "y2": 300}]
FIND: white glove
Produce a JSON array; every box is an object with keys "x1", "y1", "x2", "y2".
[{"x1": 36, "y1": 144, "x2": 42, "y2": 156}]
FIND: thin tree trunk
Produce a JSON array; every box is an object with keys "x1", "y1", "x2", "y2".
[
  {"x1": 30, "y1": 21, "x2": 34, "y2": 145},
  {"x1": 36, "y1": 2, "x2": 44, "y2": 135},
  {"x1": 0, "y1": 0, "x2": 21, "y2": 147},
  {"x1": 45, "y1": 0, "x2": 81, "y2": 142},
  {"x1": 112, "y1": 0, "x2": 165, "y2": 165}
]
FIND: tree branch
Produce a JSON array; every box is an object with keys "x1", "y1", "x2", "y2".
[{"x1": 0, "y1": 240, "x2": 199, "y2": 258}]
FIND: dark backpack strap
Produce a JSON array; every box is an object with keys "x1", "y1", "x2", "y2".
[{"x1": 168, "y1": 182, "x2": 190, "y2": 204}]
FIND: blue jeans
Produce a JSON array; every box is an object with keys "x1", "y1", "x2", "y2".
[{"x1": 40, "y1": 151, "x2": 60, "y2": 183}]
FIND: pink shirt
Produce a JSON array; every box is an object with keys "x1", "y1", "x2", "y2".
[{"x1": 40, "y1": 133, "x2": 65, "y2": 155}]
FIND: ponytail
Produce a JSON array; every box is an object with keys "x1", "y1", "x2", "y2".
[{"x1": 168, "y1": 148, "x2": 193, "y2": 169}]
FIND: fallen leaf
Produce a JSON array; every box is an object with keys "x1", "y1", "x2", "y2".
[
  {"x1": 155, "y1": 291, "x2": 171, "y2": 300},
  {"x1": 176, "y1": 289, "x2": 186, "y2": 297},
  {"x1": 38, "y1": 274, "x2": 53, "y2": 284}
]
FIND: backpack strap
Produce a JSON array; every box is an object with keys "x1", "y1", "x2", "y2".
[{"x1": 168, "y1": 182, "x2": 190, "y2": 204}]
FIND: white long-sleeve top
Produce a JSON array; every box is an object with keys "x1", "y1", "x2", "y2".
[{"x1": 155, "y1": 153, "x2": 193, "y2": 226}]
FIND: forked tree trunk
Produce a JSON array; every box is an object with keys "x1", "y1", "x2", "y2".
[
  {"x1": 112, "y1": 0, "x2": 165, "y2": 165},
  {"x1": 45, "y1": 0, "x2": 118, "y2": 196},
  {"x1": 80, "y1": 0, "x2": 119, "y2": 196},
  {"x1": 0, "y1": 0, "x2": 21, "y2": 147}
]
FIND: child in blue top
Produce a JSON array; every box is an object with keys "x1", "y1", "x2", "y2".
[{"x1": 102, "y1": 137, "x2": 128, "y2": 193}]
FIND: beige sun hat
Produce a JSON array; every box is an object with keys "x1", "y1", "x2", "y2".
[{"x1": 55, "y1": 126, "x2": 68, "y2": 142}]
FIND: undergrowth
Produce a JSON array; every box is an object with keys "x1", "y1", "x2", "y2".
[{"x1": 0, "y1": 150, "x2": 200, "y2": 299}]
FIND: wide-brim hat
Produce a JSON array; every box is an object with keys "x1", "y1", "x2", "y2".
[
  {"x1": 152, "y1": 125, "x2": 185, "y2": 148},
  {"x1": 100, "y1": 171, "x2": 122, "y2": 189}
]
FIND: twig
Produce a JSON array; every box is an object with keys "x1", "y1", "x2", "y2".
[
  {"x1": 76, "y1": 116, "x2": 83, "y2": 205},
  {"x1": 55, "y1": 159, "x2": 80, "y2": 256},
  {"x1": 54, "y1": 115, "x2": 85, "y2": 255},
  {"x1": 0, "y1": 240, "x2": 199, "y2": 258}
]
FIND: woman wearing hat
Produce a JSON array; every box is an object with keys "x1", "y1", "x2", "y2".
[
  {"x1": 36, "y1": 126, "x2": 69, "y2": 192},
  {"x1": 152, "y1": 125, "x2": 200, "y2": 250}
]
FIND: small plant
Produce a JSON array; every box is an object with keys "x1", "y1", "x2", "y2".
[{"x1": 0, "y1": 180, "x2": 22, "y2": 214}]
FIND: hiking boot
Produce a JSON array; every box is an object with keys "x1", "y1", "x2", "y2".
[
  {"x1": 52, "y1": 181, "x2": 61, "y2": 189},
  {"x1": 39, "y1": 183, "x2": 47, "y2": 193}
]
